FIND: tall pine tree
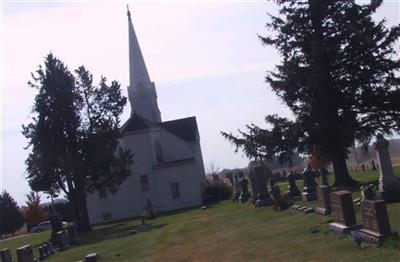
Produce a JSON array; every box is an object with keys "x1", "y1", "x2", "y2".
[
  {"x1": 0, "y1": 191, "x2": 25, "y2": 237},
  {"x1": 23, "y1": 54, "x2": 133, "y2": 232},
  {"x1": 223, "y1": 0, "x2": 400, "y2": 186}
]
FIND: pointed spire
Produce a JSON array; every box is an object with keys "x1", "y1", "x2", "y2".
[
  {"x1": 128, "y1": 6, "x2": 151, "y2": 88},
  {"x1": 126, "y1": 7, "x2": 161, "y2": 123}
]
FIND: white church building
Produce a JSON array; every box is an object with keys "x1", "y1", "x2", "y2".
[{"x1": 86, "y1": 9, "x2": 207, "y2": 224}]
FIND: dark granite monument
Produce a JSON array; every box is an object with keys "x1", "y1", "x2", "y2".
[
  {"x1": 251, "y1": 165, "x2": 272, "y2": 207},
  {"x1": 329, "y1": 190, "x2": 362, "y2": 234},
  {"x1": 238, "y1": 172, "x2": 251, "y2": 203},
  {"x1": 315, "y1": 185, "x2": 331, "y2": 215},
  {"x1": 232, "y1": 175, "x2": 240, "y2": 202},
  {"x1": 38, "y1": 246, "x2": 46, "y2": 261},
  {"x1": 0, "y1": 248, "x2": 12, "y2": 262},
  {"x1": 54, "y1": 231, "x2": 69, "y2": 251},
  {"x1": 301, "y1": 165, "x2": 317, "y2": 201},
  {"x1": 358, "y1": 199, "x2": 392, "y2": 245},
  {"x1": 67, "y1": 223, "x2": 78, "y2": 244},
  {"x1": 16, "y1": 245, "x2": 35, "y2": 262},
  {"x1": 287, "y1": 170, "x2": 300, "y2": 197}
]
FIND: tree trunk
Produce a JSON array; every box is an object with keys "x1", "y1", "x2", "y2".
[
  {"x1": 75, "y1": 186, "x2": 92, "y2": 233},
  {"x1": 332, "y1": 152, "x2": 358, "y2": 187}
]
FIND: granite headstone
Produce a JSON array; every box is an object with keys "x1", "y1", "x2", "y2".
[{"x1": 329, "y1": 190, "x2": 362, "y2": 234}]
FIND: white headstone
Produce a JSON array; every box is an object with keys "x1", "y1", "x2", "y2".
[{"x1": 374, "y1": 135, "x2": 400, "y2": 200}]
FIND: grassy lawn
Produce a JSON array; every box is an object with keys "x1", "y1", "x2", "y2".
[{"x1": 1, "y1": 168, "x2": 400, "y2": 261}]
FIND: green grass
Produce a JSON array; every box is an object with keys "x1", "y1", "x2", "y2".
[{"x1": 1, "y1": 168, "x2": 400, "y2": 261}]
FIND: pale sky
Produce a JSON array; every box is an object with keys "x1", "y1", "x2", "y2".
[{"x1": 1, "y1": 1, "x2": 399, "y2": 204}]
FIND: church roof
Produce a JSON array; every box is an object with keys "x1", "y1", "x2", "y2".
[
  {"x1": 159, "y1": 117, "x2": 199, "y2": 142},
  {"x1": 121, "y1": 114, "x2": 158, "y2": 133},
  {"x1": 122, "y1": 115, "x2": 199, "y2": 142}
]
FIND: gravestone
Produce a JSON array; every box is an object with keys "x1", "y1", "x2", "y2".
[
  {"x1": 316, "y1": 185, "x2": 331, "y2": 215},
  {"x1": 374, "y1": 135, "x2": 400, "y2": 202},
  {"x1": 55, "y1": 231, "x2": 69, "y2": 251},
  {"x1": 251, "y1": 165, "x2": 271, "y2": 207},
  {"x1": 301, "y1": 165, "x2": 317, "y2": 201},
  {"x1": 46, "y1": 243, "x2": 54, "y2": 255},
  {"x1": 38, "y1": 246, "x2": 46, "y2": 261},
  {"x1": 144, "y1": 200, "x2": 157, "y2": 219},
  {"x1": 329, "y1": 190, "x2": 362, "y2": 234},
  {"x1": 232, "y1": 175, "x2": 240, "y2": 201},
  {"x1": 371, "y1": 160, "x2": 377, "y2": 170},
  {"x1": 48, "y1": 210, "x2": 63, "y2": 238},
  {"x1": 85, "y1": 253, "x2": 99, "y2": 262},
  {"x1": 249, "y1": 169, "x2": 257, "y2": 198},
  {"x1": 67, "y1": 223, "x2": 78, "y2": 244},
  {"x1": 41, "y1": 244, "x2": 49, "y2": 257},
  {"x1": 0, "y1": 248, "x2": 12, "y2": 262},
  {"x1": 358, "y1": 200, "x2": 392, "y2": 245},
  {"x1": 16, "y1": 245, "x2": 35, "y2": 262},
  {"x1": 140, "y1": 214, "x2": 146, "y2": 226},
  {"x1": 238, "y1": 173, "x2": 251, "y2": 203},
  {"x1": 287, "y1": 170, "x2": 300, "y2": 197},
  {"x1": 270, "y1": 185, "x2": 289, "y2": 210}
]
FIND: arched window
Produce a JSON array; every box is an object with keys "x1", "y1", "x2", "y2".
[{"x1": 154, "y1": 140, "x2": 163, "y2": 163}]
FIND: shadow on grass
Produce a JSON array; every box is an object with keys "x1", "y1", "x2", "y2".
[{"x1": 77, "y1": 222, "x2": 167, "y2": 247}]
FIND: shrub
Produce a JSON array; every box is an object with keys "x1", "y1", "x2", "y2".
[{"x1": 204, "y1": 182, "x2": 232, "y2": 203}]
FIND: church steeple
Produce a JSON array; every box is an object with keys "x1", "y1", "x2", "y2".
[{"x1": 127, "y1": 6, "x2": 161, "y2": 123}]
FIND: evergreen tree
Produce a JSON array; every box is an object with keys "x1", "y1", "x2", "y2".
[
  {"x1": 0, "y1": 191, "x2": 25, "y2": 237},
  {"x1": 24, "y1": 191, "x2": 48, "y2": 230},
  {"x1": 23, "y1": 53, "x2": 133, "y2": 232},
  {"x1": 223, "y1": 0, "x2": 400, "y2": 186}
]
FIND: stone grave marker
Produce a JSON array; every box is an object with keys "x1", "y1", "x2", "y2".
[
  {"x1": 316, "y1": 185, "x2": 331, "y2": 215},
  {"x1": 253, "y1": 166, "x2": 272, "y2": 207},
  {"x1": 358, "y1": 199, "x2": 392, "y2": 245},
  {"x1": 85, "y1": 253, "x2": 99, "y2": 262},
  {"x1": 46, "y1": 243, "x2": 54, "y2": 255},
  {"x1": 301, "y1": 165, "x2": 317, "y2": 201},
  {"x1": 55, "y1": 231, "x2": 69, "y2": 251},
  {"x1": 287, "y1": 170, "x2": 301, "y2": 197},
  {"x1": 374, "y1": 135, "x2": 400, "y2": 202},
  {"x1": 16, "y1": 245, "x2": 35, "y2": 262},
  {"x1": 0, "y1": 248, "x2": 13, "y2": 262},
  {"x1": 232, "y1": 175, "x2": 240, "y2": 201},
  {"x1": 67, "y1": 223, "x2": 78, "y2": 244},
  {"x1": 238, "y1": 172, "x2": 251, "y2": 203},
  {"x1": 329, "y1": 190, "x2": 362, "y2": 234},
  {"x1": 38, "y1": 246, "x2": 46, "y2": 261}
]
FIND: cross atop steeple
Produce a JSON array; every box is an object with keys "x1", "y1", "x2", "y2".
[{"x1": 127, "y1": 5, "x2": 131, "y2": 20}]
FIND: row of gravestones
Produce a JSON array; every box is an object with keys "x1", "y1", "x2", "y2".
[
  {"x1": 349, "y1": 160, "x2": 378, "y2": 173},
  {"x1": 0, "y1": 224, "x2": 78, "y2": 262},
  {"x1": 236, "y1": 135, "x2": 400, "y2": 205},
  {"x1": 232, "y1": 163, "x2": 321, "y2": 208},
  {"x1": 291, "y1": 187, "x2": 393, "y2": 246},
  {"x1": 326, "y1": 190, "x2": 393, "y2": 246}
]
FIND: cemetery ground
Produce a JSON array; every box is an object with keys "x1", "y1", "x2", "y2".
[{"x1": 1, "y1": 168, "x2": 400, "y2": 261}]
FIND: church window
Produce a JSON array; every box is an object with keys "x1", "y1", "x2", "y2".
[
  {"x1": 140, "y1": 175, "x2": 149, "y2": 191},
  {"x1": 154, "y1": 140, "x2": 163, "y2": 163},
  {"x1": 170, "y1": 182, "x2": 180, "y2": 199},
  {"x1": 99, "y1": 188, "x2": 107, "y2": 199}
]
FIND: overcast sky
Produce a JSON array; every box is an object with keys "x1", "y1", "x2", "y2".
[{"x1": 1, "y1": 1, "x2": 399, "y2": 204}]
